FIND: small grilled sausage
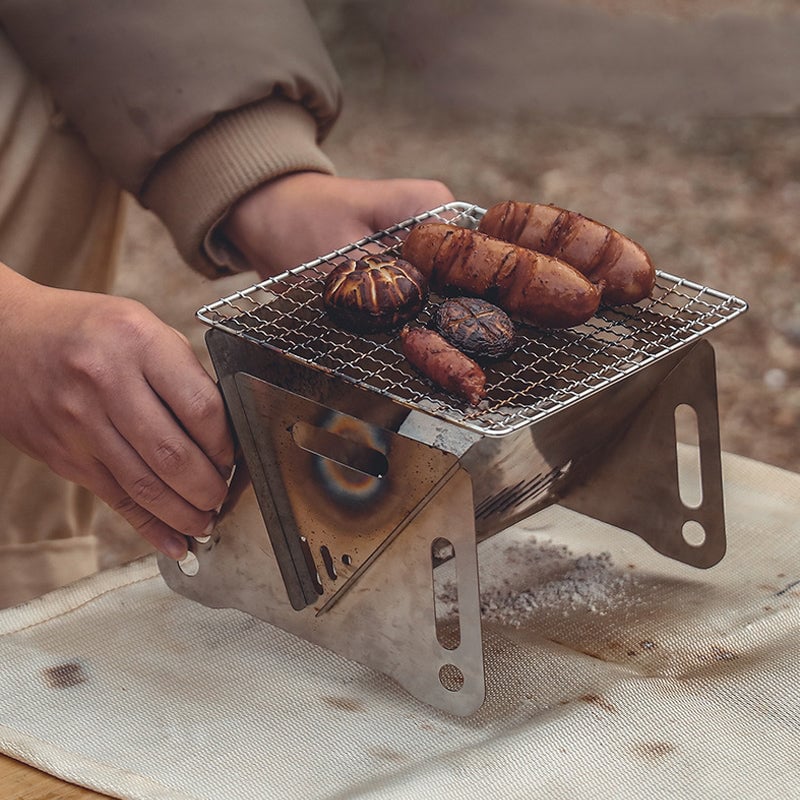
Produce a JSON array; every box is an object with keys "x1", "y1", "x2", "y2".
[
  {"x1": 434, "y1": 297, "x2": 515, "y2": 360},
  {"x1": 323, "y1": 254, "x2": 428, "y2": 333},
  {"x1": 400, "y1": 325, "x2": 486, "y2": 406},
  {"x1": 478, "y1": 201, "x2": 656, "y2": 306},
  {"x1": 401, "y1": 222, "x2": 601, "y2": 329}
]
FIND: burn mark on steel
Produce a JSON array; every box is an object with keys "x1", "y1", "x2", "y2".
[
  {"x1": 42, "y1": 661, "x2": 88, "y2": 689},
  {"x1": 310, "y1": 411, "x2": 390, "y2": 510}
]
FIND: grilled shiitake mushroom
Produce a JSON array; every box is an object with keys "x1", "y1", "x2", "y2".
[
  {"x1": 323, "y1": 253, "x2": 428, "y2": 333},
  {"x1": 434, "y1": 297, "x2": 516, "y2": 359}
]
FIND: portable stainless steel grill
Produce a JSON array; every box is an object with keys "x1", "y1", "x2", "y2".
[{"x1": 158, "y1": 202, "x2": 748, "y2": 715}]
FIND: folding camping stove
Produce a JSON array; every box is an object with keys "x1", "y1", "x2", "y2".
[{"x1": 158, "y1": 202, "x2": 748, "y2": 715}]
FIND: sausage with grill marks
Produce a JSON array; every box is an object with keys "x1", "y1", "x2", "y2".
[
  {"x1": 401, "y1": 222, "x2": 601, "y2": 329},
  {"x1": 478, "y1": 201, "x2": 656, "y2": 306},
  {"x1": 400, "y1": 325, "x2": 486, "y2": 406}
]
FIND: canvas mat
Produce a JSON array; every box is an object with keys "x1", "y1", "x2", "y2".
[{"x1": 0, "y1": 446, "x2": 798, "y2": 799}]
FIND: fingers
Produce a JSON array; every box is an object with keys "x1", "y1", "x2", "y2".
[
  {"x1": 0, "y1": 282, "x2": 234, "y2": 558},
  {"x1": 364, "y1": 178, "x2": 456, "y2": 231},
  {"x1": 143, "y1": 329, "x2": 235, "y2": 480},
  {"x1": 93, "y1": 324, "x2": 233, "y2": 533},
  {"x1": 108, "y1": 374, "x2": 230, "y2": 514},
  {"x1": 96, "y1": 416, "x2": 217, "y2": 540},
  {"x1": 89, "y1": 462, "x2": 190, "y2": 561},
  {"x1": 222, "y1": 173, "x2": 457, "y2": 278},
  {"x1": 391, "y1": 178, "x2": 456, "y2": 212},
  {"x1": 92, "y1": 322, "x2": 232, "y2": 538}
]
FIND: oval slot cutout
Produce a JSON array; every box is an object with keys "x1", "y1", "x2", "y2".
[
  {"x1": 298, "y1": 536, "x2": 323, "y2": 595},
  {"x1": 682, "y1": 520, "x2": 707, "y2": 548},
  {"x1": 177, "y1": 551, "x2": 199, "y2": 576},
  {"x1": 292, "y1": 421, "x2": 388, "y2": 477},
  {"x1": 432, "y1": 537, "x2": 461, "y2": 651},
  {"x1": 674, "y1": 403, "x2": 703, "y2": 509},
  {"x1": 439, "y1": 664, "x2": 465, "y2": 692},
  {"x1": 320, "y1": 545, "x2": 337, "y2": 581}
]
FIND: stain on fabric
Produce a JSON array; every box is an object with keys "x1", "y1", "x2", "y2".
[
  {"x1": 710, "y1": 646, "x2": 738, "y2": 662},
  {"x1": 633, "y1": 741, "x2": 675, "y2": 759},
  {"x1": 321, "y1": 695, "x2": 365, "y2": 713},
  {"x1": 623, "y1": 639, "x2": 661, "y2": 659},
  {"x1": 42, "y1": 661, "x2": 88, "y2": 689},
  {"x1": 580, "y1": 693, "x2": 618, "y2": 714},
  {"x1": 367, "y1": 746, "x2": 407, "y2": 763}
]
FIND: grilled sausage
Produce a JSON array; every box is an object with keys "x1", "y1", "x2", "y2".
[
  {"x1": 400, "y1": 325, "x2": 486, "y2": 406},
  {"x1": 401, "y1": 222, "x2": 601, "y2": 329},
  {"x1": 478, "y1": 201, "x2": 656, "y2": 306}
]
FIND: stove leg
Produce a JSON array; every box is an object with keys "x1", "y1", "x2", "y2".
[{"x1": 559, "y1": 340, "x2": 726, "y2": 568}]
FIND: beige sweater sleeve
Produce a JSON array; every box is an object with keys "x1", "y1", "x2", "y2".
[
  {"x1": 0, "y1": 0, "x2": 342, "y2": 277},
  {"x1": 141, "y1": 97, "x2": 337, "y2": 277}
]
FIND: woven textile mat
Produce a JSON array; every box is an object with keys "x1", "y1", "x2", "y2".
[{"x1": 1, "y1": 447, "x2": 798, "y2": 799}]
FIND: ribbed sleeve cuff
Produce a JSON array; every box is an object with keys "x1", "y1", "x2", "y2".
[{"x1": 140, "y1": 97, "x2": 336, "y2": 278}]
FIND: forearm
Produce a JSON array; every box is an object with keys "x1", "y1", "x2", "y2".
[{"x1": 0, "y1": 0, "x2": 343, "y2": 277}]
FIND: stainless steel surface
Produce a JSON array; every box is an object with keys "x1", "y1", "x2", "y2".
[
  {"x1": 196, "y1": 201, "x2": 748, "y2": 437},
  {"x1": 159, "y1": 457, "x2": 486, "y2": 716},
  {"x1": 234, "y1": 373, "x2": 463, "y2": 612},
  {"x1": 560, "y1": 339, "x2": 727, "y2": 568},
  {"x1": 160, "y1": 202, "x2": 747, "y2": 715}
]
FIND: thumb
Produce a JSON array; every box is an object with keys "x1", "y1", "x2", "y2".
[{"x1": 364, "y1": 179, "x2": 455, "y2": 231}]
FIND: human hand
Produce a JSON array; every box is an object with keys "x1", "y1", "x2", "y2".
[
  {"x1": 0, "y1": 265, "x2": 234, "y2": 560},
  {"x1": 221, "y1": 172, "x2": 455, "y2": 277}
]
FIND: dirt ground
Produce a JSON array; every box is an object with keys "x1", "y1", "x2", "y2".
[{"x1": 102, "y1": 1, "x2": 800, "y2": 564}]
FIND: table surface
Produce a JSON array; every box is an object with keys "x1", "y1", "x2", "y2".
[{"x1": 0, "y1": 754, "x2": 110, "y2": 799}]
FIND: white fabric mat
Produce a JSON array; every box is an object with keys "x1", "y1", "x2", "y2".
[{"x1": 1, "y1": 448, "x2": 799, "y2": 799}]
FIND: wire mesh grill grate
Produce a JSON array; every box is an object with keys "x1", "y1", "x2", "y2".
[{"x1": 197, "y1": 202, "x2": 748, "y2": 436}]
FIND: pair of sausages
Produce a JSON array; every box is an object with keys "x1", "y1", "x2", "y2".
[
  {"x1": 398, "y1": 201, "x2": 656, "y2": 405},
  {"x1": 402, "y1": 202, "x2": 656, "y2": 327}
]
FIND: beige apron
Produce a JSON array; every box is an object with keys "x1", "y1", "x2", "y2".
[{"x1": 0, "y1": 32, "x2": 127, "y2": 607}]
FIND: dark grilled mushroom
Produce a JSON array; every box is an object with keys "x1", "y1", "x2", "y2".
[
  {"x1": 323, "y1": 254, "x2": 428, "y2": 333},
  {"x1": 434, "y1": 297, "x2": 516, "y2": 359}
]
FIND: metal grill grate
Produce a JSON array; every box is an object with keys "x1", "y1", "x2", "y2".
[{"x1": 197, "y1": 202, "x2": 748, "y2": 437}]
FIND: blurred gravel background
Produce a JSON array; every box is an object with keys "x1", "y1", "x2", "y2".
[{"x1": 104, "y1": 0, "x2": 800, "y2": 563}]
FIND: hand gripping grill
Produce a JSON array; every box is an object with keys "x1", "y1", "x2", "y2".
[{"x1": 158, "y1": 202, "x2": 748, "y2": 716}]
